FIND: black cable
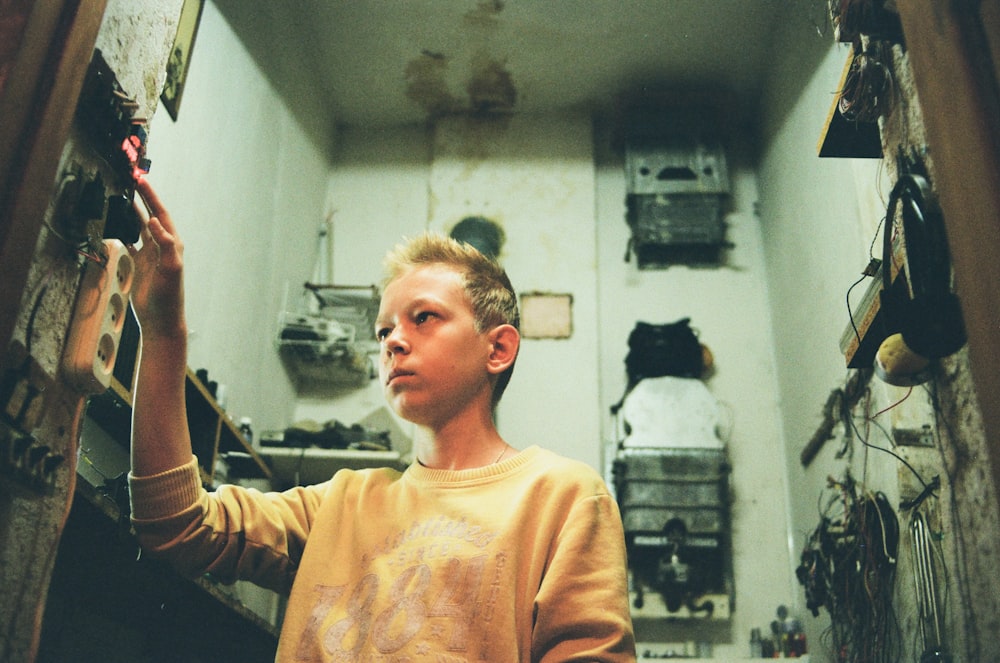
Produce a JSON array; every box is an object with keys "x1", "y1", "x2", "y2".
[
  {"x1": 805, "y1": 475, "x2": 901, "y2": 662},
  {"x1": 846, "y1": 273, "x2": 868, "y2": 348},
  {"x1": 24, "y1": 275, "x2": 52, "y2": 356},
  {"x1": 852, "y1": 412, "x2": 932, "y2": 492},
  {"x1": 845, "y1": 216, "x2": 886, "y2": 348}
]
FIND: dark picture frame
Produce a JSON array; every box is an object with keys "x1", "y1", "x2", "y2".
[{"x1": 160, "y1": 0, "x2": 205, "y2": 121}]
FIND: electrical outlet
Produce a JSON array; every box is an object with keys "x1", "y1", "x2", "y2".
[{"x1": 62, "y1": 239, "x2": 134, "y2": 394}]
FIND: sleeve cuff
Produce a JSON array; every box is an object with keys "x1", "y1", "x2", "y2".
[{"x1": 128, "y1": 456, "x2": 203, "y2": 520}]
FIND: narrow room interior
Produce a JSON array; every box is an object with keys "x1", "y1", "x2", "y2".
[{"x1": 2, "y1": 1, "x2": 999, "y2": 662}]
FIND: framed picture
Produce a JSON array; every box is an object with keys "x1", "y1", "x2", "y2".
[{"x1": 160, "y1": 0, "x2": 205, "y2": 121}]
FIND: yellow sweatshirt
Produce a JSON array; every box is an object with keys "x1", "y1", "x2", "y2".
[{"x1": 130, "y1": 445, "x2": 636, "y2": 662}]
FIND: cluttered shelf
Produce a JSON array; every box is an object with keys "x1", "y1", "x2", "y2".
[
  {"x1": 86, "y1": 368, "x2": 272, "y2": 483},
  {"x1": 276, "y1": 283, "x2": 380, "y2": 391}
]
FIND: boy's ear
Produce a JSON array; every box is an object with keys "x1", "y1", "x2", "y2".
[{"x1": 485, "y1": 324, "x2": 520, "y2": 375}]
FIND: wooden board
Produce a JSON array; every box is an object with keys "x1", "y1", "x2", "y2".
[{"x1": 0, "y1": 2, "x2": 108, "y2": 661}]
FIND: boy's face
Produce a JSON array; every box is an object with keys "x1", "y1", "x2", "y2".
[{"x1": 375, "y1": 264, "x2": 494, "y2": 427}]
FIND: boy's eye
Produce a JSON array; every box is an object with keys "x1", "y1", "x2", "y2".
[
  {"x1": 375, "y1": 327, "x2": 390, "y2": 341},
  {"x1": 415, "y1": 311, "x2": 433, "y2": 324}
]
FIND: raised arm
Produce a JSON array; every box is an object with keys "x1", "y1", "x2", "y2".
[{"x1": 129, "y1": 178, "x2": 192, "y2": 476}]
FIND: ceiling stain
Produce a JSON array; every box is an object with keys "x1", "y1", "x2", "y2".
[
  {"x1": 463, "y1": 0, "x2": 504, "y2": 27},
  {"x1": 466, "y1": 54, "x2": 516, "y2": 114},
  {"x1": 405, "y1": 51, "x2": 462, "y2": 118},
  {"x1": 405, "y1": 0, "x2": 516, "y2": 121}
]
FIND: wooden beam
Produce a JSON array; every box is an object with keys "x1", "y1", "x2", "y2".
[
  {"x1": 0, "y1": 0, "x2": 108, "y2": 361},
  {"x1": 895, "y1": 1, "x2": 1000, "y2": 500},
  {"x1": 0, "y1": 4, "x2": 108, "y2": 661}
]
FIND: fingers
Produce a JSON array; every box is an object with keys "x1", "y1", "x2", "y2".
[
  {"x1": 129, "y1": 178, "x2": 184, "y2": 275},
  {"x1": 134, "y1": 177, "x2": 178, "y2": 236}
]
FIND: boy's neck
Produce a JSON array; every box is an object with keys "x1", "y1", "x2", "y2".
[{"x1": 412, "y1": 415, "x2": 510, "y2": 470}]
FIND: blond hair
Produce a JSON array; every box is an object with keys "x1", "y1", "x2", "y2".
[{"x1": 382, "y1": 232, "x2": 519, "y2": 404}]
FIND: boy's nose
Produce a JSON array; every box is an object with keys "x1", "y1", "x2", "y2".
[{"x1": 384, "y1": 328, "x2": 409, "y2": 354}]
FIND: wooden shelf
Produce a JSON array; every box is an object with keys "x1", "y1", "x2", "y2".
[
  {"x1": 258, "y1": 447, "x2": 402, "y2": 486},
  {"x1": 85, "y1": 369, "x2": 272, "y2": 482},
  {"x1": 817, "y1": 51, "x2": 883, "y2": 159},
  {"x1": 629, "y1": 590, "x2": 731, "y2": 621},
  {"x1": 184, "y1": 368, "x2": 271, "y2": 481}
]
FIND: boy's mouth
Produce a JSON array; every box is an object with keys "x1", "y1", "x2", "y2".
[{"x1": 386, "y1": 369, "x2": 413, "y2": 385}]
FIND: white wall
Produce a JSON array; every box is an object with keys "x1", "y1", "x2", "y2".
[
  {"x1": 143, "y1": 1, "x2": 329, "y2": 435},
  {"x1": 291, "y1": 125, "x2": 432, "y2": 450},
  {"x1": 430, "y1": 114, "x2": 601, "y2": 468}
]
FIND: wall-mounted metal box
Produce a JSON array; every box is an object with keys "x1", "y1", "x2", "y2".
[
  {"x1": 625, "y1": 136, "x2": 729, "y2": 196},
  {"x1": 623, "y1": 108, "x2": 731, "y2": 268},
  {"x1": 613, "y1": 446, "x2": 732, "y2": 617}
]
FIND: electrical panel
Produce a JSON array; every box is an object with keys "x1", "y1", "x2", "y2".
[
  {"x1": 71, "y1": 48, "x2": 150, "y2": 244},
  {"x1": 0, "y1": 342, "x2": 62, "y2": 492},
  {"x1": 623, "y1": 108, "x2": 731, "y2": 269},
  {"x1": 1, "y1": 49, "x2": 149, "y2": 494}
]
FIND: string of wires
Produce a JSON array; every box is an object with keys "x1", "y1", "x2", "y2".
[
  {"x1": 830, "y1": 0, "x2": 903, "y2": 44},
  {"x1": 796, "y1": 471, "x2": 902, "y2": 663},
  {"x1": 839, "y1": 39, "x2": 893, "y2": 123},
  {"x1": 924, "y1": 380, "x2": 977, "y2": 662},
  {"x1": 852, "y1": 385, "x2": 936, "y2": 497}
]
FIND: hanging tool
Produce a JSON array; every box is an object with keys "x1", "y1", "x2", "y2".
[{"x1": 910, "y1": 510, "x2": 951, "y2": 663}]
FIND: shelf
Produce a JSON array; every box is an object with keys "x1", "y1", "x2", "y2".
[
  {"x1": 276, "y1": 283, "x2": 380, "y2": 392},
  {"x1": 629, "y1": 590, "x2": 731, "y2": 621},
  {"x1": 817, "y1": 52, "x2": 883, "y2": 159},
  {"x1": 258, "y1": 447, "x2": 402, "y2": 486},
  {"x1": 185, "y1": 369, "x2": 271, "y2": 480},
  {"x1": 85, "y1": 369, "x2": 272, "y2": 482}
]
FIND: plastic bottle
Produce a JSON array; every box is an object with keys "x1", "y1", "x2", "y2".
[{"x1": 238, "y1": 417, "x2": 253, "y2": 445}]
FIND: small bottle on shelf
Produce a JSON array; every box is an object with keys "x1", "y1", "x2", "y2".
[{"x1": 238, "y1": 417, "x2": 253, "y2": 446}]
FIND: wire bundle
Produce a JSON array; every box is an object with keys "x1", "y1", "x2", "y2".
[
  {"x1": 838, "y1": 40, "x2": 893, "y2": 123},
  {"x1": 797, "y1": 473, "x2": 902, "y2": 662}
]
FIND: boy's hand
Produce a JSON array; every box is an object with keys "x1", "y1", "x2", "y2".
[{"x1": 130, "y1": 178, "x2": 186, "y2": 341}]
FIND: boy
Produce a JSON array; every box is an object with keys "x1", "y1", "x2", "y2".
[{"x1": 128, "y1": 178, "x2": 636, "y2": 662}]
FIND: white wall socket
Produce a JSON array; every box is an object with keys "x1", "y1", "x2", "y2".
[{"x1": 62, "y1": 239, "x2": 134, "y2": 395}]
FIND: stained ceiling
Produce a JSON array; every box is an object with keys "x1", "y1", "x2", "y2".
[{"x1": 212, "y1": 0, "x2": 801, "y2": 153}]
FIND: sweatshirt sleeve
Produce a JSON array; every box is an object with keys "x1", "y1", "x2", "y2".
[
  {"x1": 129, "y1": 456, "x2": 326, "y2": 595},
  {"x1": 533, "y1": 486, "x2": 637, "y2": 662}
]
